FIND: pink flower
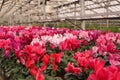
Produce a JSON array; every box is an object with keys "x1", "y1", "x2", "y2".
[
  {"x1": 92, "y1": 46, "x2": 99, "y2": 54},
  {"x1": 4, "y1": 50, "x2": 10, "y2": 58},
  {"x1": 109, "y1": 54, "x2": 120, "y2": 66},
  {"x1": 89, "y1": 30, "x2": 101, "y2": 41},
  {"x1": 79, "y1": 31, "x2": 90, "y2": 41},
  {"x1": 96, "y1": 35, "x2": 106, "y2": 45},
  {"x1": 117, "y1": 39, "x2": 120, "y2": 44},
  {"x1": 31, "y1": 38, "x2": 45, "y2": 47},
  {"x1": 105, "y1": 33, "x2": 116, "y2": 42},
  {"x1": 109, "y1": 60, "x2": 120, "y2": 66},
  {"x1": 19, "y1": 57, "x2": 25, "y2": 65}
]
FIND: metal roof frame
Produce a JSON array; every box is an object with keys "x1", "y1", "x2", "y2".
[{"x1": 0, "y1": 0, "x2": 120, "y2": 28}]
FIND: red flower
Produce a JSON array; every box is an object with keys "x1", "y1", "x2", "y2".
[
  {"x1": 74, "y1": 50, "x2": 92, "y2": 60},
  {"x1": 51, "y1": 52, "x2": 63, "y2": 71},
  {"x1": 82, "y1": 39, "x2": 88, "y2": 46},
  {"x1": 51, "y1": 52, "x2": 63, "y2": 63},
  {"x1": 0, "y1": 39, "x2": 12, "y2": 58},
  {"x1": 96, "y1": 68, "x2": 110, "y2": 80},
  {"x1": 60, "y1": 38, "x2": 81, "y2": 51},
  {"x1": 106, "y1": 42, "x2": 117, "y2": 53},
  {"x1": 26, "y1": 59, "x2": 35, "y2": 68},
  {"x1": 32, "y1": 45, "x2": 46, "y2": 56},
  {"x1": 41, "y1": 64, "x2": 47, "y2": 71},
  {"x1": 50, "y1": 44, "x2": 55, "y2": 49},
  {"x1": 36, "y1": 68, "x2": 44, "y2": 80},
  {"x1": 15, "y1": 51, "x2": 22, "y2": 58},
  {"x1": 89, "y1": 59, "x2": 105, "y2": 73},
  {"x1": 42, "y1": 54, "x2": 50, "y2": 65},
  {"x1": 73, "y1": 50, "x2": 93, "y2": 69},
  {"x1": 113, "y1": 71, "x2": 120, "y2": 80},
  {"x1": 52, "y1": 62, "x2": 57, "y2": 71},
  {"x1": 23, "y1": 44, "x2": 46, "y2": 63},
  {"x1": 88, "y1": 68, "x2": 109, "y2": 80},
  {"x1": 65, "y1": 63, "x2": 81, "y2": 75},
  {"x1": 29, "y1": 65, "x2": 38, "y2": 76},
  {"x1": 88, "y1": 65, "x2": 120, "y2": 80},
  {"x1": 106, "y1": 66, "x2": 120, "y2": 80},
  {"x1": 41, "y1": 54, "x2": 50, "y2": 71},
  {"x1": 87, "y1": 73, "x2": 97, "y2": 80}
]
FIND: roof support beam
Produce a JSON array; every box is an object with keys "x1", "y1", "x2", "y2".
[
  {"x1": 0, "y1": 0, "x2": 15, "y2": 18},
  {"x1": 106, "y1": 0, "x2": 110, "y2": 27},
  {"x1": 2, "y1": 0, "x2": 33, "y2": 18},
  {"x1": 42, "y1": 0, "x2": 46, "y2": 27},
  {"x1": 0, "y1": 0, "x2": 5, "y2": 11},
  {"x1": 80, "y1": 0, "x2": 85, "y2": 30}
]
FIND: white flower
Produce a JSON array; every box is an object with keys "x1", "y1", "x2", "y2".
[{"x1": 31, "y1": 38, "x2": 44, "y2": 47}]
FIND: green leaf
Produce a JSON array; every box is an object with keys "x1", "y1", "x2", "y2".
[
  {"x1": 50, "y1": 71, "x2": 56, "y2": 76},
  {"x1": 64, "y1": 73, "x2": 78, "y2": 80},
  {"x1": 54, "y1": 77, "x2": 62, "y2": 80}
]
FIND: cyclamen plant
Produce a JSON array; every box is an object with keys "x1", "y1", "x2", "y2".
[{"x1": 0, "y1": 26, "x2": 120, "y2": 80}]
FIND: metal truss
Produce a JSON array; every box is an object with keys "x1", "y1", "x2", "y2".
[{"x1": 0, "y1": 0, "x2": 120, "y2": 28}]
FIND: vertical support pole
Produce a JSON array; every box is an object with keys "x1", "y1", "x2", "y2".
[
  {"x1": 13, "y1": 14, "x2": 15, "y2": 25},
  {"x1": 27, "y1": 15, "x2": 29, "y2": 26},
  {"x1": 20, "y1": 7, "x2": 22, "y2": 26},
  {"x1": 9, "y1": 16, "x2": 12, "y2": 25},
  {"x1": 74, "y1": 3, "x2": 76, "y2": 17},
  {"x1": 14, "y1": 15, "x2": 15, "y2": 25},
  {"x1": 106, "y1": 19, "x2": 109, "y2": 28},
  {"x1": 57, "y1": 21, "x2": 59, "y2": 27},
  {"x1": 38, "y1": 0, "x2": 40, "y2": 11},
  {"x1": 74, "y1": 3, "x2": 77, "y2": 28},
  {"x1": 56, "y1": 8, "x2": 59, "y2": 27},
  {"x1": 29, "y1": 15, "x2": 31, "y2": 26},
  {"x1": 11, "y1": 15, "x2": 13, "y2": 25},
  {"x1": 38, "y1": 0, "x2": 40, "y2": 21},
  {"x1": 10, "y1": 14, "x2": 14, "y2": 25},
  {"x1": 106, "y1": 0, "x2": 110, "y2": 28},
  {"x1": 43, "y1": 0, "x2": 46, "y2": 27},
  {"x1": 13, "y1": 13, "x2": 15, "y2": 25},
  {"x1": 19, "y1": 16, "x2": 21, "y2": 26},
  {"x1": 56, "y1": 8, "x2": 59, "y2": 20},
  {"x1": 80, "y1": 0, "x2": 85, "y2": 30}
]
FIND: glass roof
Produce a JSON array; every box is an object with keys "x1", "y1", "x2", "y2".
[{"x1": 0, "y1": 0, "x2": 120, "y2": 23}]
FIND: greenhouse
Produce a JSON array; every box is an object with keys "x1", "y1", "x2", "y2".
[{"x1": 0, "y1": 0, "x2": 120, "y2": 80}]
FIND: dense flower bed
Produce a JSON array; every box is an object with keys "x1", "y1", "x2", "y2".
[{"x1": 0, "y1": 26, "x2": 120, "y2": 80}]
